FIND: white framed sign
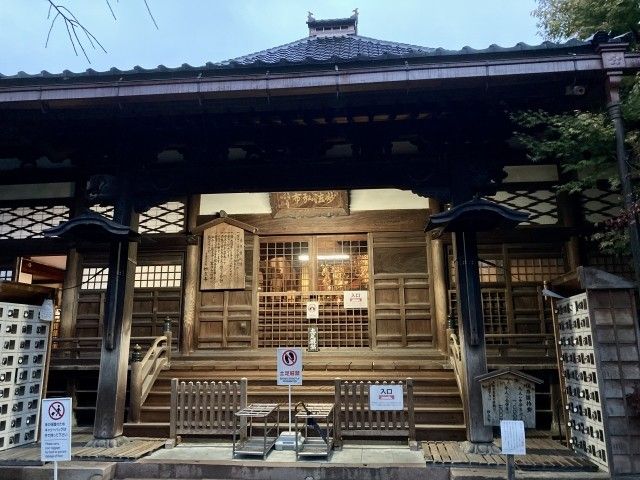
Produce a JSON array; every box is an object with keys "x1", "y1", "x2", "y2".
[
  {"x1": 277, "y1": 348, "x2": 302, "y2": 386},
  {"x1": 344, "y1": 290, "x2": 368, "y2": 309},
  {"x1": 306, "y1": 301, "x2": 319, "y2": 319},
  {"x1": 41, "y1": 398, "x2": 72, "y2": 462},
  {"x1": 500, "y1": 420, "x2": 526, "y2": 455},
  {"x1": 369, "y1": 384, "x2": 403, "y2": 411}
]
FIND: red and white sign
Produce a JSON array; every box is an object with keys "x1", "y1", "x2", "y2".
[
  {"x1": 277, "y1": 348, "x2": 302, "y2": 386},
  {"x1": 369, "y1": 384, "x2": 403, "y2": 411},
  {"x1": 41, "y1": 398, "x2": 72, "y2": 462},
  {"x1": 344, "y1": 290, "x2": 368, "y2": 309}
]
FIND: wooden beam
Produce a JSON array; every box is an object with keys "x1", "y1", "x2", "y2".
[{"x1": 198, "y1": 210, "x2": 429, "y2": 236}]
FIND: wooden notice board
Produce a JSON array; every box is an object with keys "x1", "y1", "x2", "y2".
[{"x1": 201, "y1": 223, "x2": 245, "y2": 290}]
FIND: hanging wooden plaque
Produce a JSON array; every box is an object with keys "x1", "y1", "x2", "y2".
[{"x1": 200, "y1": 223, "x2": 245, "y2": 290}]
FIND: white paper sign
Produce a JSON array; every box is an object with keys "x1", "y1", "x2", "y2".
[
  {"x1": 344, "y1": 290, "x2": 368, "y2": 309},
  {"x1": 306, "y1": 301, "x2": 319, "y2": 319},
  {"x1": 369, "y1": 384, "x2": 404, "y2": 411},
  {"x1": 500, "y1": 420, "x2": 526, "y2": 455},
  {"x1": 41, "y1": 398, "x2": 72, "y2": 462},
  {"x1": 39, "y1": 299, "x2": 54, "y2": 322},
  {"x1": 277, "y1": 348, "x2": 302, "y2": 386}
]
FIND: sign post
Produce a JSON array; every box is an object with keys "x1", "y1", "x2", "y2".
[
  {"x1": 41, "y1": 398, "x2": 72, "y2": 480},
  {"x1": 500, "y1": 420, "x2": 526, "y2": 480},
  {"x1": 276, "y1": 348, "x2": 302, "y2": 449}
]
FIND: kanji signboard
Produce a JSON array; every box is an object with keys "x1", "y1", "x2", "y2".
[
  {"x1": 41, "y1": 398, "x2": 72, "y2": 462},
  {"x1": 277, "y1": 347, "x2": 302, "y2": 386},
  {"x1": 369, "y1": 384, "x2": 404, "y2": 411}
]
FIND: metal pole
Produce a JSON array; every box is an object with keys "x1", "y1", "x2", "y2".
[
  {"x1": 54, "y1": 461, "x2": 58, "y2": 480},
  {"x1": 288, "y1": 385, "x2": 292, "y2": 432}
]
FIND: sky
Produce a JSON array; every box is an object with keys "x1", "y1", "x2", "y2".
[{"x1": 0, "y1": 0, "x2": 543, "y2": 76}]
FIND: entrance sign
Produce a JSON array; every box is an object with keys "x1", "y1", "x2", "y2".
[
  {"x1": 201, "y1": 223, "x2": 245, "y2": 290},
  {"x1": 277, "y1": 348, "x2": 302, "y2": 386},
  {"x1": 369, "y1": 384, "x2": 403, "y2": 411},
  {"x1": 343, "y1": 290, "x2": 368, "y2": 309},
  {"x1": 500, "y1": 420, "x2": 526, "y2": 455},
  {"x1": 41, "y1": 397, "x2": 72, "y2": 462}
]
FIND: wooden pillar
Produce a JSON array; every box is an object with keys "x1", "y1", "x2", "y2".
[
  {"x1": 453, "y1": 230, "x2": 495, "y2": 451},
  {"x1": 89, "y1": 193, "x2": 139, "y2": 447},
  {"x1": 429, "y1": 199, "x2": 449, "y2": 353},
  {"x1": 59, "y1": 249, "x2": 82, "y2": 338},
  {"x1": 60, "y1": 180, "x2": 88, "y2": 339},
  {"x1": 181, "y1": 194, "x2": 200, "y2": 354}
]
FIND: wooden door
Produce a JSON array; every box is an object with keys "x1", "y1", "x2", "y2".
[
  {"x1": 370, "y1": 232, "x2": 432, "y2": 347},
  {"x1": 197, "y1": 233, "x2": 256, "y2": 349}
]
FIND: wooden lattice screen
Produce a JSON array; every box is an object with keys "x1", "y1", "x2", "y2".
[{"x1": 258, "y1": 291, "x2": 368, "y2": 348}]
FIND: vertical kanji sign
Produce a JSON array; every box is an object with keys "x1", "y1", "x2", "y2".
[{"x1": 41, "y1": 398, "x2": 72, "y2": 462}]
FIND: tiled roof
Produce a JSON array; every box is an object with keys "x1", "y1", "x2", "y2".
[
  {"x1": 220, "y1": 35, "x2": 437, "y2": 66},
  {"x1": 0, "y1": 34, "x2": 595, "y2": 82}
]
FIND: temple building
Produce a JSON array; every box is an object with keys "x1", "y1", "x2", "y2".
[{"x1": 0, "y1": 11, "x2": 638, "y2": 462}]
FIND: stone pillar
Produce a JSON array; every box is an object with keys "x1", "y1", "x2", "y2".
[{"x1": 181, "y1": 194, "x2": 200, "y2": 354}]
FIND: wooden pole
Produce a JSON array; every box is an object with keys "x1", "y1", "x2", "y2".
[
  {"x1": 88, "y1": 191, "x2": 139, "y2": 447},
  {"x1": 181, "y1": 194, "x2": 200, "y2": 354},
  {"x1": 453, "y1": 230, "x2": 494, "y2": 450},
  {"x1": 59, "y1": 249, "x2": 82, "y2": 339},
  {"x1": 429, "y1": 199, "x2": 449, "y2": 352}
]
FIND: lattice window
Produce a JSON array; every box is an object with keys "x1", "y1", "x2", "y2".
[
  {"x1": 587, "y1": 254, "x2": 634, "y2": 279},
  {"x1": 260, "y1": 241, "x2": 310, "y2": 292},
  {"x1": 510, "y1": 257, "x2": 565, "y2": 283},
  {"x1": 487, "y1": 190, "x2": 558, "y2": 225},
  {"x1": 81, "y1": 264, "x2": 183, "y2": 290},
  {"x1": 448, "y1": 289, "x2": 508, "y2": 344},
  {"x1": 90, "y1": 200, "x2": 185, "y2": 234},
  {"x1": 0, "y1": 269, "x2": 12, "y2": 281},
  {"x1": 581, "y1": 188, "x2": 622, "y2": 224},
  {"x1": 0, "y1": 205, "x2": 69, "y2": 239},
  {"x1": 478, "y1": 259, "x2": 505, "y2": 283},
  {"x1": 482, "y1": 289, "x2": 508, "y2": 342},
  {"x1": 448, "y1": 254, "x2": 504, "y2": 285},
  {"x1": 316, "y1": 238, "x2": 369, "y2": 291},
  {"x1": 81, "y1": 267, "x2": 109, "y2": 290},
  {"x1": 139, "y1": 201, "x2": 185, "y2": 234},
  {"x1": 258, "y1": 291, "x2": 368, "y2": 348},
  {"x1": 134, "y1": 265, "x2": 182, "y2": 288}
]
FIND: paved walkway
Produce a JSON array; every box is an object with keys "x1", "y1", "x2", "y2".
[{"x1": 146, "y1": 440, "x2": 425, "y2": 464}]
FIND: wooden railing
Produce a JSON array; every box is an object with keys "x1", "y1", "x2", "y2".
[
  {"x1": 129, "y1": 326, "x2": 173, "y2": 423},
  {"x1": 51, "y1": 336, "x2": 158, "y2": 362},
  {"x1": 486, "y1": 333, "x2": 555, "y2": 364},
  {"x1": 448, "y1": 332, "x2": 465, "y2": 403}
]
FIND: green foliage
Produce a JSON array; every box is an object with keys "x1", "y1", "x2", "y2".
[
  {"x1": 533, "y1": 0, "x2": 640, "y2": 41},
  {"x1": 511, "y1": 110, "x2": 617, "y2": 193},
  {"x1": 511, "y1": 76, "x2": 640, "y2": 254}
]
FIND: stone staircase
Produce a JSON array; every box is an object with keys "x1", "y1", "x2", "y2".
[{"x1": 125, "y1": 348, "x2": 466, "y2": 442}]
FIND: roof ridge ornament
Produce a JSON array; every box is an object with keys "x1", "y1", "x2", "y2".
[{"x1": 307, "y1": 10, "x2": 358, "y2": 37}]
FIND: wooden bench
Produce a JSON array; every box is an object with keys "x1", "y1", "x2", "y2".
[
  {"x1": 167, "y1": 378, "x2": 247, "y2": 448},
  {"x1": 333, "y1": 378, "x2": 417, "y2": 450}
]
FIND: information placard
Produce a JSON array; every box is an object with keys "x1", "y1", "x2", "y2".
[
  {"x1": 277, "y1": 348, "x2": 302, "y2": 386},
  {"x1": 41, "y1": 398, "x2": 72, "y2": 462},
  {"x1": 369, "y1": 384, "x2": 404, "y2": 411},
  {"x1": 343, "y1": 291, "x2": 368, "y2": 309},
  {"x1": 500, "y1": 420, "x2": 526, "y2": 455}
]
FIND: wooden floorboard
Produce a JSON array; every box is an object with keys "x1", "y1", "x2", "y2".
[
  {"x1": 0, "y1": 437, "x2": 165, "y2": 465},
  {"x1": 422, "y1": 439, "x2": 598, "y2": 472}
]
